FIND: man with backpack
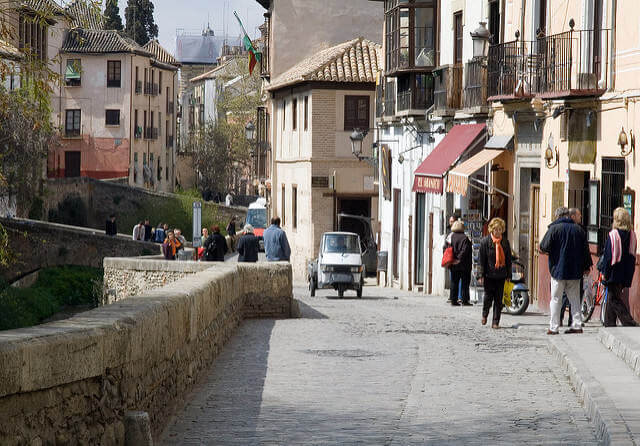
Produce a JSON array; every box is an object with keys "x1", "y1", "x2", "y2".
[{"x1": 204, "y1": 225, "x2": 227, "y2": 262}]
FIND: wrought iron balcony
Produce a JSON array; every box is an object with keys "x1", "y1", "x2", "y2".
[
  {"x1": 487, "y1": 25, "x2": 610, "y2": 101},
  {"x1": 135, "y1": 80, "x2": 142, "y2": 95},
  {"x1": 433, "y1": 64, "x2": 463, "y2": 114}
]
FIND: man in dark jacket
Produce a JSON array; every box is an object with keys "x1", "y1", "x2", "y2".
[
  {"x1": 204, "y1": 225, "x2": 227, "y2": 261},
  {"x1": 143, "y1": 219, "x2": 152, "y2": 242},
  {"x1": 237, "y1": 224, "x2": 260, "y2": 262},
  {"x1": 445, "y1": 220, "x2": 473, "y2": 306},
  {"x1": 105, "y1": 214, "x2": 117, "y2": 236},
  {"x1": 540, "y1": 207, "x2": 592, "y2": 335}
]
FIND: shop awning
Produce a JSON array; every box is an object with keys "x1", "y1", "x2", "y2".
[
  {"x1": 447, "y1": 149, "x2": 505, "y2": 196},
  {"x1": 485, "y1": 134, "x2": 514, "y2": 150},
  {"x1": 65, "y1": 64, "x2": 80, "y2": 80},
  {"x1": 412, "y1": 123, "x2": 486, "y2": 194}
]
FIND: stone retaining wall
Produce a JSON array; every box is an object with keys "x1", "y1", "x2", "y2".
[{"x1": 0, "y1": 261, "x2": 293, "y2": 445}]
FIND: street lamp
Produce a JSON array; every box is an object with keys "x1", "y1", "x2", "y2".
[
  {"x1": 470, "y1": 22, "x2": 491, "y2": 58},
  {"x1": 245, "y1": 121, "x2": 256, "y2": 141},
  {"x1": 349, "y1": 129, "x2": 367, "y2": 158}
]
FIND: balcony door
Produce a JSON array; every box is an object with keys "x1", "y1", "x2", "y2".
[
  {"x1": 454, "y1": 12, "x2": 463, "y2": 65},
  {"x1": 592, "y1": 0, "x2": 604, "y2": 79}
]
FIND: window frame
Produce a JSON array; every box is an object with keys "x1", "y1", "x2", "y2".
[
  {"x1": 65, "y1": 59, "x2": 82, "y2": 87},
  {"x1": 107, "y1": 60, "x2": 121, "y2": 88},
  {"x1": 65, "y1": 109, "x2": 81, "y2": 137},
  {"x1": 292, "y1": 98, "x2": 298, "y2": 131},
  {"x1": 292, "y1": 185, "x2": 298, "y2": 230},
  {"x1": 281, "y1": 184, "x2": 286, "y2": 227},
  {"x1": 344, "y1": 95, "x2": 370, "y2": 131},
  {"x1": 304, "y1": 96, "x2": 309, "y2": 131},
  {"x1": 105, "y1": 109, "x2": 121, "y2": 126}
]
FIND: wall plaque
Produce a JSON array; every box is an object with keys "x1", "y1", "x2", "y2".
[{"x1": 312, "y1": 176, "x2": 329, "y2": 188}]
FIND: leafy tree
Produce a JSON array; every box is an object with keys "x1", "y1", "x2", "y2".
[
  {"x1": 103, "y1": 0, "x2": 124, "y2": 31},
  {"x1": 124, "y1": 0, "x2": 158, "y2": 46},
  {"x1": 0, "y1": 0, "x2": 100, "y2": 264},
  {"x1": 184, "y1": 58, "x2": 263, "y2": 196}
]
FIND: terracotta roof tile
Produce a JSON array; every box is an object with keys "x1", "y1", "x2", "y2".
[
  {"x1": 66, "y1": 0, "x2": 103, "y2": 30},
  {"x1": 268, "y1": 37, "x2": 382, "y2": 91},
  {"x1": 144, "y1": 39, "x2": 180, "y2": 67},
  {"x1": 61, "y1": 29, "x2": 149, "y2": 55}
]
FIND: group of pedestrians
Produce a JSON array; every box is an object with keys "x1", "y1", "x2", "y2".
[{"x1": 443, "y1": 205, "x2": 638, "y2": 331}]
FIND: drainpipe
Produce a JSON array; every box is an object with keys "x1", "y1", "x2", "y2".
[
  {"x1": 130, "y1": 54, "x2": 134, "y2": 185},
  {"x1": 609, "y1": 0, "x2": 617, "y2": 91}
]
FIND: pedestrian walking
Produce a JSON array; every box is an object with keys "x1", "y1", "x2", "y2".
[
  {"x1": 540, "y1": 207, "x2": 592, "y2": 335},
  {"x1": 444, "y1": 219, "x2": 472, "y2": 306},
  {"x1": 154, "y1": 222, "x2": 165, "y2": 243},
  {"x1": 477, "y1": 217, "x2": 512, "y2": 329},
  {"x1": 560, "y1": 208, "x2": 588, "y2": 327},
  {"x1": 264, "y1": 217, "x2": 291, "y2": 261},
  {"x1": 444, "y1": 213, "x2": 461, "y2": 303},
  {"x1": 162, "y1": 230, "x2": 179, "y2": 260},
  {"x1": 597, "y1": 207, "x2": 638, "y2": 327},
  {"x1": 225, "y1": 193, "x2": 233, "y2": 207},
  {"x1": 132, "y1": 221, "x2": 145, "y2": 241},
  {"x1": 105, "y1": 214, "x2": 117, "y2": 236},
  {"x1": 226, "y1": 216, "x2": 237, "y2": 251},
  {"x1": 143, "y1": 219, "x2": 152, "y2": 242},
  {"x1": 237, "y1": 224, "x2": 259, "y2": 262},
  {"x1": 204, "y1": 225, "x2": 227, "y2": 261}
]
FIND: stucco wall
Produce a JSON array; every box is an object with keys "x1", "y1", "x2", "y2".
[
  {"x1": 0, "y1": 261, "x2": 293, "y2": 444},
  {"x1": 269, "y1": 0, "x2": 383, "y2": 79}
]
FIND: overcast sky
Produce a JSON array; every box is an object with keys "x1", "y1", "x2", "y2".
[{"x1": 115, "y1": 0, "x2": 266, "y2": 56}]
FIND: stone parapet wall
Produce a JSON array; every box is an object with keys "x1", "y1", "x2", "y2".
[
  {"x1": 0, "y1": 261, "x2": 293, "y2": 445},
  {"x1": 0, "y1": 217, "x2": 160, "y2": 283}
]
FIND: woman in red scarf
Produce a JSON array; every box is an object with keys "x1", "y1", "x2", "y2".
[
  {"x1": 163, "y1": 230, "x2": 179, "y2": 260},
  {"x1": 477, "y1": 218, "x2": 512, "y2": 328}
]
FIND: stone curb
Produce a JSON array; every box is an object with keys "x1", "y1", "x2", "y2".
[
  {"x1": 547, "y1": 337, "x2": 636, "y2": 446},
  {"x1": 597, "y1": 328, "x2": 640, "y2": 378}
]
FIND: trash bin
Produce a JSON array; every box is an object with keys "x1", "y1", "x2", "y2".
[{"x1": 377, "y1": 251, "x2": 388, "y2": 272}]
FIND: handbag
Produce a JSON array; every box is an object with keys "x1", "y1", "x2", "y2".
[{"x1": 441, "y1": 246, "x2": 460, "y2": 268}]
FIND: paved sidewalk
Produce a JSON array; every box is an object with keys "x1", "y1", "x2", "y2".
[{"x1": 160, "y1": 285, "x2": 600, "y2": 445}]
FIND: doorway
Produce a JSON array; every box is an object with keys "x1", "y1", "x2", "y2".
[
  {"x1": 64, "y1": 151, "x2": 81, "y2": 178},
  {"x1": 393, "y1": 188, "x2": 401, "y2": 280},
  {"x1": 415, "y1": 193, "x2": 426, "y2": 286},
  {"x1": 530, "y1": 184, "x2": 541, "y2": 302}
]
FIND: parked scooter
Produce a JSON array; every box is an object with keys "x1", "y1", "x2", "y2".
[{"x1": 504, "y1": 256, "x2": 530, "y2": 315}]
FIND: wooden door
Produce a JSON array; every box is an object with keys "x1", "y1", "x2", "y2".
[
  {"x1": 428, "y1": 212, "x2": 434, "y2": 294},
  {"x1": 393, "y1": 188, "x2": 401, "y2": 280},
  {"x1": 64, "y1": 151, "x2": 81, "y2": 178},
  {"x1": 529, "y1": 185, "x2": 541, "y2": 302},
  {"x1": 415, "y1": 193, "x2": 426, "y2": 286}
]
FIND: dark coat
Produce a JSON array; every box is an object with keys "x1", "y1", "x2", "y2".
[
  {"x1": 446, "y1": 232, "x2": 472, "y2": 272},
  {"x1": 597, "y1": 229, "x2": 636, "y2": 288},
  {"x1": 204, "y1": 232, "x2": 227, "y2": 261},
  {"x1": 144, "y1": 224, "x2": 152, "y2": 241},
  {"x1": 478, "y1": 235, "x2": 512, "y2": 280},
  {"x1": 540, "y1": 218, "x2": 592, "y2": 280},
  {"x1": 105, "y1": 219, "x2": 117, "y2": 236},
  {"x1": 237, "y1": 233, "x2": 260, "y2": 262}
]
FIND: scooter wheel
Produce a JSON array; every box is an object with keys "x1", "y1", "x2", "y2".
[{"x1": 506, "y1": 290, "x2": 529, "y2": 315}]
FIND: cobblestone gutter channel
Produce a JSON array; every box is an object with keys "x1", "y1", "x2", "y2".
[{"x1": 0, "y1": 259, "x2": 293, "y2": 445}]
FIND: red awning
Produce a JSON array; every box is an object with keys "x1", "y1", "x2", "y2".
[{"x1": 413, "y1": 123, "x2": 486, "y2": 194}]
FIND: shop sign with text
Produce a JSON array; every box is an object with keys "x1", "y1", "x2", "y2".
[{"x1": 412, "y1": 175, "x2": 443, "y2": 194}]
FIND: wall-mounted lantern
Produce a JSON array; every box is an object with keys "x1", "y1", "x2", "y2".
[
  {"x1": 545, "y1": 134, "x2": 559, "y2": 169},
  {"x1": 470, "y1": 22, "x2": 491, "y2": 59}
]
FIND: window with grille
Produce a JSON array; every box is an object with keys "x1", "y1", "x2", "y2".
[
  {"x1": 107, "y1": 61, "x2": 121, "y2": 87},
  {"x1": 105, "y1": 110, "x2": 120, "y2": 126},
  {"x1": 599, "y1": 158, "x2": 625, "y2": 251},
  {"x1": 344, "y1": 96, "x2": 369, "y2": 131},
  {"x1": 65, "y1": 109, "x2": 81, "y2": 137}
]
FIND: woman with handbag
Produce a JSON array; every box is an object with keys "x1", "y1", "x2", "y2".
[
  {"x1": 443, "y1": 220, "x2": 473, "y2": 306},
  {"x1": 597, "y1": 207, "x2": 638, "y2": 327},
  {"x1": 477, "y1": 218, "x2": 512, "y2": 328}
]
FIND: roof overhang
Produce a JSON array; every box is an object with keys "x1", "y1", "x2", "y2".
[{"x1": 255, "y1": 0, "x2": 270, "y2": 8}]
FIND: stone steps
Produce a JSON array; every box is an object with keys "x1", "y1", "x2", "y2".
[{"x1": 548, "y1": 329, "x2": 640, "y2": 445}]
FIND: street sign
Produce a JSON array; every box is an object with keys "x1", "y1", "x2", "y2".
[{"x1": 192, "y1": 201, "x2": 202, "y2": 247}]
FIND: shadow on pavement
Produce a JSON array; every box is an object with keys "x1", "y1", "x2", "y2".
[
  {"x1": 160, "y1": 319, "x2": 276, "y2": 444},
  {"x1": 295, "y1": 299, "x2": 329, "y2": 319}
]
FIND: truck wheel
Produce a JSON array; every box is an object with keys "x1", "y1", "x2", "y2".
[{"x1": 309, "y1": 278, "x2": 316, "y2": 297}]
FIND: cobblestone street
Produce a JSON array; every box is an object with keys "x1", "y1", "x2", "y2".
[{"x1": 160, "y1": 284, "x2": 600, "y2": 445}]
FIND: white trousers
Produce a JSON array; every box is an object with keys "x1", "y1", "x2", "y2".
[{"x1": 550, "y1": 278, "x2": 582, "y2": 332}]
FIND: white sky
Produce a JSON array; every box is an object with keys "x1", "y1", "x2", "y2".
[{"x1": 114, "y1": 0, "x2": 267, "y2": 56}]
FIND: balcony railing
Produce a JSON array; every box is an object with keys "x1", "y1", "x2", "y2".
[
  {"x1": 487, "y1": 25, "x2": 610, "y2": 100},
  {"x1": 144, "y1": 82, "x2": 152, "y2": 95},
  {"x1": 144, "y1": 127, "x2": 159, "y2": 140},
  {"x1": 166, "y1": 135, "x2": 174, "y2": 148},
  {"x1": 167, "y1": 101, "x2": 174, "y2": 114},
  {"x1": 153, "y1": 83, "x2": 159, "y2": 96},
  {"x1": 135, "y1": 80, "x2": 142, "y2": 95},
  {"x1": 433, "y1": 64, "x2": 463, "y2": 113},
  {"x1": 463, "y1": 58, "x2": 488, "y2": 109},
  {"x1": 396, "y1": 83, "x2": 434, "y2": 113},
  {"x1": 134, "y1": 126, "x2": 142, "y2": 139}
]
